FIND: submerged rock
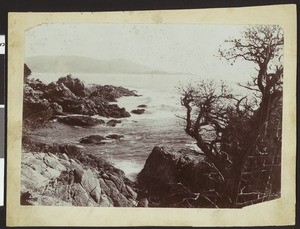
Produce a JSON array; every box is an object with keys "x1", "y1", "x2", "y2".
[
  {"x1": 106, "y1": 134, "x2": 124, "y2": 140},
  {"x1": 106, "y1": 119, "x2": 122, "y2": 127},
  {"x1": 79, "y1": 135, "x2": 106, "y2": 144},
  {"x1": 131, "y1": 109, "x2": 145, "y2": 115},
  {"x1": 57, "y1": 115, "x2": 105, "y2": 126},
  {"x1": 137, "y1": 104, "x2": 147, "y2": 108}
]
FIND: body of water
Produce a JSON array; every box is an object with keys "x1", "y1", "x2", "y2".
[{"x1": 30, "y1": 73, "x2": 243, "y2": 180}]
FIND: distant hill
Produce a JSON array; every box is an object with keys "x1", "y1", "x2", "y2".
[{"x1": 25, "y1": 55, "x2": 168, "y2": 74}]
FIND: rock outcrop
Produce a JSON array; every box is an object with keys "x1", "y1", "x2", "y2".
[
  {"x1": 21, "y1": 138, "x2": 138, "y2": 207},
  {"x1": 23, "y1": 74, "x2": 137, "y2": 124},
  {"x1": 89, "y1": 84, "x2": 137, "y2": 102},
  {"x1": 57, "y1": 75, "x2": 86, "y2": 97},
  {"x1": 57, "y1": 115, "x2": 105, "y2": 126},
  {"x1": 138, "y1": 146, "x2": 228, "y2": 208}
]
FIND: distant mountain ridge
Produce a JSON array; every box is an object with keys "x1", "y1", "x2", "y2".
[{"x1": 25, "y1": 55, "x2": 169, "y2": 74}]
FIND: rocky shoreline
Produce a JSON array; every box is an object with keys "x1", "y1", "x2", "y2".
[
  {"x1": 22, "y1": 72, "x2": 215, "y2": 208},
  {"x1": 21, "y1": 137, "x2": 219, "y2": 208},
  {"x1": 24, "y1": 74, "x2": 138, "y2": 121},
  {"x1": 21, "y1": 137, "x2": 139, "y2": 207},
  {"x1": 22, "y1": 72, "x2": 150, "y2": 207}
]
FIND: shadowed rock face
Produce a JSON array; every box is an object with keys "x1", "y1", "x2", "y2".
[
  {"x1": 138, "y1": 146, "x2": 227, "y2": 208},
  {"x1": 21, "y1": 138, "x2": 139, "y2": 207}
]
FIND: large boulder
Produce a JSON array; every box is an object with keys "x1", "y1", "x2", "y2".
[
  {"x1": 138, "y1": 146, "x2": 181, "y2": 194},
  {"x1": 138, "y1": 146, "x2": 225, "y2": 207},
  {"x1": 57, "y1": 115, "x2": 105, "y2": 126}
]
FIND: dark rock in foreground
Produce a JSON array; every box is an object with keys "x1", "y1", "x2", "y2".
[
  {"x1": 131, "y1": 109, "x2": 145, "y2": 115},
  {"x1": 106, "y1": 119, "x2": 122, "y2": 127},
  {"x1": 79, "y1": 135, "x2": 106, "y2": 144},
  {"x1": 138, "y1": 146, "x2": 229, "y2": 208},
  {"x1": 57, "y1": 115, "x2": 105, "y2": 126}
]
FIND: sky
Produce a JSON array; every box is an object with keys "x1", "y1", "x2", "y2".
[{"x1": 25, "y1": 23, "x2": 257, "y2": 82}]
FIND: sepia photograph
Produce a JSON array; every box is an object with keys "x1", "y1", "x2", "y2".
[
  {"x1": 21, "y1": 23, "x2": 284, "y2": 208},
  {"x1": 6, "y1": 5, "x2": 296, "y2": 227}
]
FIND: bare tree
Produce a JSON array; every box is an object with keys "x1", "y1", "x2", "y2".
[
  {"x1": 180, "y1": 25, "x2": 284, "y2": 205},
  {"x1": 181, "y1": 81, "x2": 246, "y2": 180},
  {"x1": 219, "y1": 25, "x2": 284, "y2": 129}
]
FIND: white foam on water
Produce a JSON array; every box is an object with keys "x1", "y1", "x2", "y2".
[{"x1": 111, "y1": 159, "x2": 144, "y2": 181}]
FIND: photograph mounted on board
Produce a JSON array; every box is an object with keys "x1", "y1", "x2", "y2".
[
  {"x1": 6, "y1": 5, "x2": 296, "y2": 227},
  {"x1": 21, "y1": 23, "x2": 283, "y2": 208}
]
